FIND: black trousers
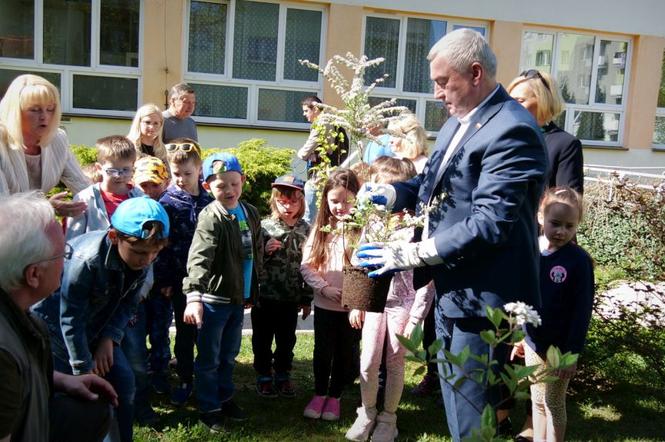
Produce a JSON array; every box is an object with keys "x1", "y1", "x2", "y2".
[
  {"x1": 172, "y1": 286, "x2": 198, "y2": 383},
  {"x1": 313, "y1": 306, "x2": 360, "y2": 398},
  {"x1": 251, "y1": 299, "x2": 299, "y2": 377},
  {"x1": 423, "y1": 302, "x2": 439, "y2": 376},
  {"x1": 49, "y1": 394, "x2": 112, "y2": 442}
]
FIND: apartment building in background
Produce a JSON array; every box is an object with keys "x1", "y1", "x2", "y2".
[{"x1": 1, "y1": 0, "x2": 664, "y2": 170}]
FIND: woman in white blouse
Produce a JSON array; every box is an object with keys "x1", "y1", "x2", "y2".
[{"x1": 0, "y1": 74, "x2": 89, "y2": 216}]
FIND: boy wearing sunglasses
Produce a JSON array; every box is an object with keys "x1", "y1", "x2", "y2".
[
  {"x1": 66, "y1": 136, "x2": 143, "y2": 240},
  {"x1": 32, "y1": 197, "x2": 169, "y2": 442},
  {"x1": 154, "y1": 138, "x2": 213, "y2": 406}
]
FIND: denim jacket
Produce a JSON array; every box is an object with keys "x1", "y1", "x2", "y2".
[{"x1": 32, "y1": 230, "x2": 147, "y2": 375}]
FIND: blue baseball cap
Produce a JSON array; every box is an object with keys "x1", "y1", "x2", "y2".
[
  {"x1": 202, "y1": 152, "x2": 243, "y2": 181},
  {"x1": 272, "y1": 175, "x2": 305, "y2": 192},
  {"x1": 111, "y1": 197, "x2": 170, "y2": 239}
]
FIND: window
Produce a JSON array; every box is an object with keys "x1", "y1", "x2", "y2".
[
  {"x1": 185, "y1": 0, "x2": 325, "y2": 127},
  {"x1": 0, "y1": 0, "x2": 141, "y2": 115},
  {"x1": 654, "y1": 51, "x2": 665, "y2": 148},
  {"x1": 362, "y1": 14, "x2": 487, "y2": 133},
  {"x1": 521, "y1": 31, "x2": 631, "y2": 146}
]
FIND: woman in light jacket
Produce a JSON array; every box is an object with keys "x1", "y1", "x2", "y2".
[{"x1": 0, "y1": 74, "x2": 89, "y2": 216}]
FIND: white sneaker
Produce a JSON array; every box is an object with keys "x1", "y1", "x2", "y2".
[
  {"x1": 371, "y1": 411, "x2": 398, "y2": 442},
  {"x1": 345, "y1": 406, "x2": 377, "y2": 441}
]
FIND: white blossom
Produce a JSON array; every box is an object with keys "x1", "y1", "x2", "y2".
[{"x1": 504, "y1": 302, "x2": 542, "y2": 327}]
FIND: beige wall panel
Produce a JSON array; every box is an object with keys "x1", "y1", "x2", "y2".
[
  {"x1": 322, "y1": 4, "x2": 364, "y2": 108},
  {"x1": 490, "y1": 21, "x2": 523, "y2": 87},
  {"x1": 623, "y1": 35, "x2": 665, "y2": 149},
  {"x1": 142, "y1": 0, "x2": 186, "y2": 109}
]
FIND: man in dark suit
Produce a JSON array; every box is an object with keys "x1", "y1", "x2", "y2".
[{"x1": 357, "y1": 29, "x2": 547, "y2": 440}]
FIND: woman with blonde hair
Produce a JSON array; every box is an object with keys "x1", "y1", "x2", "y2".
[
  {"x1": 127, "y1": 103, "x2": 168, "y2": 166},
  {"x1": 0, "y1": 74, "x2": 89, "y2": 216},
  {"x1": 508, "y1": 70, "x2": 584, "y2": 193},
  {"x1": 388, "y1": 113, "x2": 429, "y2": 174}
]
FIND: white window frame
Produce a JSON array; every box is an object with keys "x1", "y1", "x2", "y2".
[
  {"x1": 520, "y1": 29, "x2": 632, "y2": 148},
  {"x1": 0, "y1": 0, "x2": 144, "y2": 117},
  {"x1": 654, "y1": 108, "x2": 665, "y2": 150},
  {"x1": 183, "y1": 0, "x2": 327, "y2": 129},
  {"x1": 362, "y1": 13, "x2": 489, "y2": 136}
]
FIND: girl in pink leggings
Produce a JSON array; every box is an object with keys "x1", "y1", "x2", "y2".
[{"x1": 346, "y1": 157, "x2": 435, "y2": 442}]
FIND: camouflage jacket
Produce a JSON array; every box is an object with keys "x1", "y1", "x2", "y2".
[{"x1": 259, "y1": 217, "x2": 313, "y2": 305}]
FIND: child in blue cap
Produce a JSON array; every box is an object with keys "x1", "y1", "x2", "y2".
[
  {"x1": 182, "y1": 152, "x2": 263, "y2": 432},
  {"x1": 32, "y1": 197, "x2": 169, "y2": 442}
]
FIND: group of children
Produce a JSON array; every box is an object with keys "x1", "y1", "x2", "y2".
[{"x1": 28, "y1": 121, "x2": 594, "y2": 442}]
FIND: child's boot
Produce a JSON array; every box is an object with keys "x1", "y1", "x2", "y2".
[
  {"x1": 372, "y1": 411, "x2": 398, "y2": 442},
  {"x1": 345, "y1": 406, "x2": 377, "y2": 441}
]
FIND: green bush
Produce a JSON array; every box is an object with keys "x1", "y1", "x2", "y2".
[
  {"x1": 578, "y1": 178, "x2": 665, "y2": 281},
  {"x1": 575, "y1": 177, "x2": 665, "y2": 389},
  {"x1": 69, "y1": 138, "x2": 295, "y2": 216}
]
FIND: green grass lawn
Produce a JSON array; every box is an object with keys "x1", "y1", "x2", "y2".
[{"x1": 134, "y1": 333, "x2": 665, "y2": 441}]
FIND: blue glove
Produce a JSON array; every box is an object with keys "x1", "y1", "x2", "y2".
[
  {"x1": 356, "y1": 241, "x2": 424, "y2": 278},
  {"x1": 357, "y1": 183, "x2": 396, "y2": 210}
]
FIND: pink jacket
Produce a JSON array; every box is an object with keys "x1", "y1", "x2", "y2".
[
  {"x1": 301, "y1": 233, "x2": 349, "y2": 312},
  {"x1": 386, "y1": 270, "x2": 435, "y2": 324}
]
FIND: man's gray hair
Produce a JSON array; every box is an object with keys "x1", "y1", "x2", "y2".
[
  {"x1": 0, "y1": 192, "x2": 56, "y2": 292},
  {"x1": 168, "y1": 82, "x2": 195, "y2": 101},
  {"x1": 427, "y1": 28, "x2": 497, "y2": 80}
]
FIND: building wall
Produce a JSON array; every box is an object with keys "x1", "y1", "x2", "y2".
[{"x1": 10, "y1": 0, "x2": 664, "y2": 170}]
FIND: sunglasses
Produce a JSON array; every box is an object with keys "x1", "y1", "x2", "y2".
[
  {"x1": 520, "y1": 69, "x2": 551, "y2": 93},
  {"x1": 33, "y1": 243, "x2": 73, "y2": 264},
  {"x1": 165, "y1": 142, "x2": 201, "y2": 155},
  {"x1": 103, "y1": 167, "x2": 134, "y2": 177}
]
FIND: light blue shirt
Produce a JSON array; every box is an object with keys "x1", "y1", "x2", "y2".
[
  {"x1": 228, "y1": 204, "x2": 253, "y2": 300},
  {"x1": 363, "y1": 134, "x2": 394, "y2": 164}
]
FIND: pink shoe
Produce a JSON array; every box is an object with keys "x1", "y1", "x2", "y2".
[
  {"x1": 321, "y1": 396, "x2": 340, "y2": 421},
  {"x1": 303, "y1": 395, "x2": 326, "y2": 419}
]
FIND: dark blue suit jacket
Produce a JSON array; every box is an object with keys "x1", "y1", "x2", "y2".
[{"x1": 393, "y1": 86, "x2": 547, "y2": 318}]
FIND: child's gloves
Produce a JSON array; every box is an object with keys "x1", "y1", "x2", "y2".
[
  {"x1": 357, "y1": 183, "x2": 396, "y2": 211},
  {"x1": 356, "y1": 239, "x2": 443, "y2": 277}
]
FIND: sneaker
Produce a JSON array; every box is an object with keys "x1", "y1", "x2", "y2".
[
  {"x1": 410, "y1": 373, "x2": 440, "y2": 397},
  {"x1": 303, "y1": 395, "x2": 327, "y2": 419},
  {"x1": 134, "y1": 403, "x2": 159, "y2": 426},
  {"x1": 151, "y1": 371, "x2": 171, "y2": 395},
  {"x1": 256, "y1": 378, "x2": 278, "y2": 398},
  {"x1": 275, "y1": 378, "x2": 296, "y2": 398},
  {"x1": 199, "y1": 410, "x2": 226, "y2": 433},
  {"x1": 321, "y1": 396, "x2": 341, "y2": 421},
  {"x1": 345, "y1": 406, "x2": 377, "y2": 441},
  {"x1": 372, "y1": 411, "x2": 398, "y2": 442},
  {"x1": 220, "y1": 399, "x2": 247, "y2": 422},
  {"x1": 170, "y1": 382, "x2": 193, "y2": 406}
]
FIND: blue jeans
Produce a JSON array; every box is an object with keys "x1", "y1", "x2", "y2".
[
  {"x1": 122, "y1": 302, "x2": 150, "y2": 410},
  {"x1": 52, "y1": 342, "x2": 135, "y2": 442},
  {"x1": 145, "y1": 290, "x2": 173, "y2": 373},
  {"x1": 303, "y1": 179, "x2": 318, "y2": 225},
  {"x1": 195, "y1": 303, "x2": 244, "y2": 413}
]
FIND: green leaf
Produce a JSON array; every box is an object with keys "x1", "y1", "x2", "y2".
[
  {"x1": 481, "y1": 405, "x2": 496, "y2": 429},
  {"x1": 486, "y1": 305, "x2": 502, "y2": 329},
  {"x1": 480, "y1": 330, "x2": 496, "y2": 345},
  {"x1": 511, "y1": 329, "x2": 525, "y2": 343},
  {"x1": 410, "y1": 323, "x2": 424, "y2": 347},
  {"x1": 427, "y1": 339, "x2": 444, "y2": 358},
  {"x1": 546, "y1": 345, "x2": 561, "y2": 368},
  {"x1": 413, "y1": 365, "x2": 426, "y2": 377},
  {"x1": 396, "y1": 333, "x2": 418, "y2": 353}
]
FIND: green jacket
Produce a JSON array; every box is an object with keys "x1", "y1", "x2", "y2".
[
  {"x1": 183, "y1": 200, "x2": 263, "y2": 305},
  {"x1": 260, "y1": 217, "x2": 313, "y2": 305},
  {"x1": 0, "y1": 288, "x2": 52, "y2": 442}
]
